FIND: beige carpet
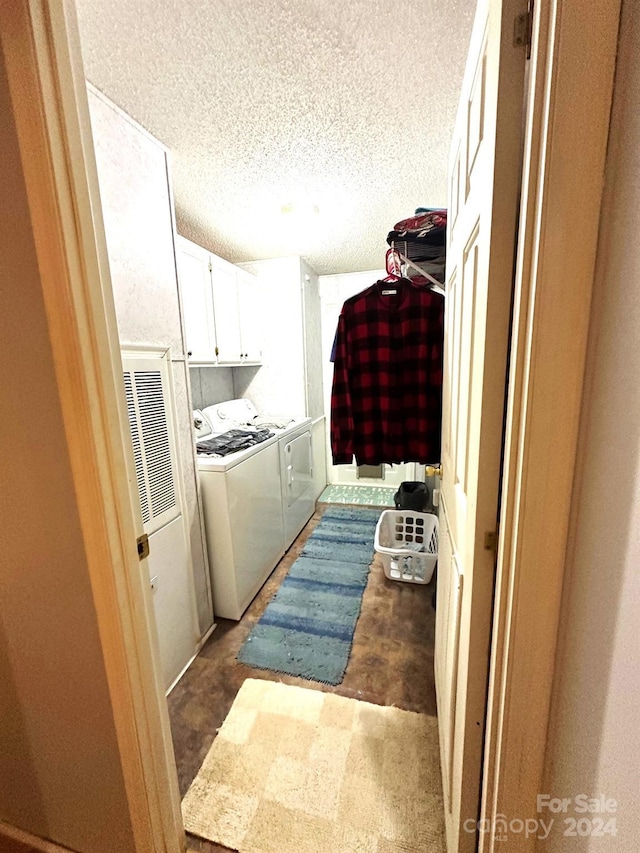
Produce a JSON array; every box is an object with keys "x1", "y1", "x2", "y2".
[{"x1": 182, "y1": 678, "x2": 445, "y2": 853}]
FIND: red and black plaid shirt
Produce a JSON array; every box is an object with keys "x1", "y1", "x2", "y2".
[{"x1": 330, "y1": 279, "x2": 444, "y2": 465}]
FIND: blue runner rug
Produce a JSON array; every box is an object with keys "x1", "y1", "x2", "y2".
[{"x1": 237, "y1": 505, "x2": 381, "y2": 685}]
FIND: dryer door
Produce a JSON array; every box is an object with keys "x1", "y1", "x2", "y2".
[
  {"x1": 283, "y1": 430, "x2": 312, "y2": 506},
  {"x1": 281, "y1": 429, "x2": 314, "y2": 548}
]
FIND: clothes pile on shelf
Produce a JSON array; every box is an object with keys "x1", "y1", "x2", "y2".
[{"x1": 387, "y1": 208, "x2": 447, "y2": 284}]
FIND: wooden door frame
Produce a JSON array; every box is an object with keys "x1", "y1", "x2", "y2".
[
  {"x1": 0, "y1": 2, "x2": 183, "y2": 851},
  {"x1": 480, "y1": 0, "x2": 621, "y2": 850},
  {"x1": 0, "y1": 0, "x2": 622, "y2": 851}
]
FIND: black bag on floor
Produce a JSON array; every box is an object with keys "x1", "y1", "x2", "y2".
[{"x1": 394, "y1": 481, "x2": 429, "y2": 511}]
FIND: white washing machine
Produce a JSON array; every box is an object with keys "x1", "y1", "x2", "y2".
[{"x1": 195, "y1": 399, "x2": 313, "y2": 619}]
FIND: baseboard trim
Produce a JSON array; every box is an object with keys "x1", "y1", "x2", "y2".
[
  {"x1": 165, "y1": 621, "x2": 217, "y2": 696},
  {"x1": 0, "y1": 821, "x2": 76, "y2": 853}
]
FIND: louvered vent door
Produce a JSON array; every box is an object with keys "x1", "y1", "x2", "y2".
[{"x1": 122, "y1": 352, "x2": 181, "y2": 536}]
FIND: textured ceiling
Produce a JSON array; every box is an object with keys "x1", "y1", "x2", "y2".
[{"x1": 75, "y1": 0, "x2": 475, "y2": 275}]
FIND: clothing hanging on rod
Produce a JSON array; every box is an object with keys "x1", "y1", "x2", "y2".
[
  {"x1": 330, "y1": 276, "x2": 444, "y2": 466},
  {"x1": 328, "y1": 252, "x2": 405, "y2": 364}
]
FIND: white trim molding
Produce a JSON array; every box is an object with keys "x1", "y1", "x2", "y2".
[{"x1": 480, "y1": 1, "x2": 622, "y2": 850}]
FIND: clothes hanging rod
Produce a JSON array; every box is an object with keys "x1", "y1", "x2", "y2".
[{"x1": 398, "y1": 251, "x2": 446, "y2": 297}]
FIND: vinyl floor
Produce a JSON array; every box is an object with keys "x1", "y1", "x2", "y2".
[{"x1": 168, "y1": 502, "x2": 437, "y2": 853}]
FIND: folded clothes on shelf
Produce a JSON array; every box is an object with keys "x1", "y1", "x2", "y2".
[
  {"x1": 386, "y1": 209, "x2": 448, "y2": 281},
  {"x1": 197, "y1": 428, "x2": 274, "y2": 457}
]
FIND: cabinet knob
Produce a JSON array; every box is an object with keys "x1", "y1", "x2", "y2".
[{"x1": 187, "y1": 350, "x2": 193, "y2": 357}]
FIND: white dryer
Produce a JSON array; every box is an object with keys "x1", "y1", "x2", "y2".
[{"x1": 195, "y1": 399, "x2": 313, "y2": 620}]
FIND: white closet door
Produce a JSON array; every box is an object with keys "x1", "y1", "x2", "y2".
[
  {"x1": 122, "y1": 349, "x2": 198, "y2": 689},
  {"x1": 211, "y1": 257, "x2": 242, "y2": 364}
]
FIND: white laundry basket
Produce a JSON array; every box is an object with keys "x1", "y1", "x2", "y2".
[{"x1": 374, "y1": 510, "x2": 438, "y2": 584}]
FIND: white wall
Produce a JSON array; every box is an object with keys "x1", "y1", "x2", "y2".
[
  {"x1": 301, "y1": 257, "x2": 325, "y2": 419},
  {"x1": 190, "y1": 365, "x2": 235, "y2": 409},
  {"x1": 543, "y1": 3, "x2": 640, "y2": 848},
  {"x1": 0, "y1": 49, "x2": 135, "y2": 853},
  {"x1": 235, "y1": 256, "x2": 308, "y2": 416}
]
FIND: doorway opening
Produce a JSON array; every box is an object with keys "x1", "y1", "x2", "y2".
[{"x1": 74, "y1": 1, "x2": 478, "y2": 849}]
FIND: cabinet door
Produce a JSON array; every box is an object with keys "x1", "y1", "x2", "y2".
[
  {"x1": 176, "y1": 239, "x2": 217, "y2": 363},
  {"x1": 237, "y1": 268, "x2": 263, "y2": 363},
  {"x1": 210, "y1": 257, "x2": 243, "y2": 364},
  {"x1": 88, "y1": 90, "x2": 183, "y2": 353}
]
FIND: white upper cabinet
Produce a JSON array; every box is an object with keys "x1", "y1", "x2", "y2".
[
  {"x1": 177, "y1": 236, "x2": 262, "y2": 366},
  {"x1": 236, "y1": 268, "x2": 263, "y2": 363},
  {"x1": 177, "y1": 238, "x2": 217, "y2": 362},
  {"x1": 211, "y1": 255, "x2": 243, "y2": 364}
]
